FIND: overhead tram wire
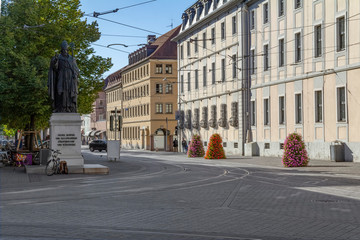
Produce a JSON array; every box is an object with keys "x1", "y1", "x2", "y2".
[
  {"x1": 83, "y1": 0, "x2": 157, "y2": 18},
  {"x1": 92, "y1": 43, "x2": 130, "y2": 54}
]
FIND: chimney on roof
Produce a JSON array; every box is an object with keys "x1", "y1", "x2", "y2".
[{"x1": 147, "y1": 35, "x2": 156, "y2": 44}]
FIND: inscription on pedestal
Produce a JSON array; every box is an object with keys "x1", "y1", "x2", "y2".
[{"x1": 56, "y1": 133, "x2": 77, "y2": 147}]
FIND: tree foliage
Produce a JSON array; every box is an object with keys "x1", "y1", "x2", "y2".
[{"x1": 0, "y1": 0, "x2": 112, "y2": 130}]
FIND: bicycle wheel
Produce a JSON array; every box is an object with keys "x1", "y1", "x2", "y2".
[{"x1": 45, "y1": 160, "x2": 56, "y2": 176}]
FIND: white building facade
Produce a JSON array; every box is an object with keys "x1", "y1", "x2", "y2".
[
  {"x1": 174, "y1": 0, "x2": 249, "y2": 155},
  {"x1": 175, "y1": 0, "x2": 360, "y2": 161},
  {"x1": 246, "y1": 0, "x2": 360, "y2": 162}
]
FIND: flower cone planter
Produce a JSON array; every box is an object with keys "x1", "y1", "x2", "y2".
[{"x1": 205, "y1": 133, "x2": 226, "y2": 159}]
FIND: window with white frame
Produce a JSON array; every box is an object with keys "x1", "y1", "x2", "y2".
[
  {"x1": 337, "y1": 87, "x2": 346, "y2": 122},
  {"x1": 278, "y1": 0, "x2": 284, "y2": 17},
  {"x1": 211, "y1": 27, "x2": 215, "y2": 44},
  {"x1": 337, "y1": 16, "x2": 346, "y2": 52},
  {"x1": 295, "y1": 32, "x2": 302, "y2": 62},
  {"x1": 232, "y1": 54, "x2": 237, "y2": 79},
  {"x1": 155, "y1": 103, "x2": 163, "y2": 114},
  {"x1": 295, "y1": 93, "x2": 302, "y2": 124},
  {"x1": 156, "y1": 83, "x2": 163, "y2": 94},
  {"x1": 194, "y1": 37, "x2": 198, "y2": 53},
  {"x1": 250, "y1": 10, "x2": 255, "y2": 30},
  {"x1": 187, "y1": 41, "x2": 191, "y2": 56},
  {"x1": 315, "y1": 25, "x2": 322, "y2": 57},
  {"x1": 165, "y1": 83, "x2": 172, "y2": 94},
  {"x1": 156, "y1": 64, "x2": 163, "y2": 74},
  {"x1": 165, "y1": 64, "x2": 172, "y2": 74},
  {"x1": 187, "y1": 72, "x2": 191, "y2": 91},
  {"x1": 203, "y1": 66, "x2": 207, "y2": 87},
  {"x1": 251, "y1": 100, "x2": 256, "y2": 126},
  {"x1": 221, "y1": 59, "x2": 226, "y2": 82},
  {"x1": 195, "y1": 69, "x2": 199, "y2": 89},
  {"x1": 212, "y1": 62, "x2": 216, "y2": 84},
  {"x1": 279, "y1": 96, "x2": 285, "y2": 124},
  {"x1": 279, "y1": 38, "x2": 285, "y2": 67},
  {"x1": 264, "y1": 44, "x2": 269, "y2": 71},
  {"x1": 203, "y1": 32, "x2": 206, "y2": 48},
  {"x1": 263, "y1": 3, "x2": 269, "y2": 24},
  {"x1": 165, "y1": 103, "x2": 173, "y2": 114},
  {"x1": 315, "y1": 90, "x2": 323, "y2": 123},
  {"x1": 180, "y1": 75, "x2": 184, "y2": 93},
  {"x1": 295, "y1": 0, "x2": 301, "y2": 9},
  {"x1": 251, "y1": 49, "x2": 256, "y2": 74},
  {"x1": 264, "y1": 98, "x2": 270, "y2": 125},
  {"x1": 221, "y1": 22, "x2": 226, "y2": 40},
  {"x1": 180, "y1": 45, "x2": 184, "y2": 59},
  {"x1": 232, "y1": 16, "x2": 237, "y2": 35}
]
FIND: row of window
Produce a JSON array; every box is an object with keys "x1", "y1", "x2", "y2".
[
  {"x1": 180, "y1": 16, "x2": 237, "y2": 59},
  {"x1": 123, "y1": 84, "x2": 149, "y2": 101},
  {"x1": 155, "y1": 83, "x2": 173, "y2": 94},
  {"x1": 122, "y1": 103, "x2": 174, "y2": 117},
  {"x1": 155, "y1": 64, "x2": 173, "y2": 74},
  {"x1": 249, "y1": 17, "x2": 345, "y2": 74},
  {"x1": 124, "y1": 104, "x2": 150, "y2": 118},
  {"x1": 155, "y1": 103, "x2": 173, "y2": 114},
  {"x1": 257, "y1": 0, "x2": 302, "y2": 28},
  {"x1": 251, "y1": 87, "x2": 347, "y2": 127},
  {"x1": 180, "y1": 55, "x2": 237, "y2": 93},
  {"x1": 123, "y1": 126, "x2": 141, "y2": 140},
  {"x1": 107, "y1": 89, "x2": 121, "y2": 103},
  {"x1": 123, "y1": 64, "x2": 149, "y2": 85},
  {"x1": 183, "y1": 0, "x2": 229, "y2": 30}
]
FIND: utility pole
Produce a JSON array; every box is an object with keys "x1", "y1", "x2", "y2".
[
  {"x1": 165, "y1": 117, "x2": 168, "y2": 151},
  {"x1": 114, "y1": 107, "x2": 118, "y2": 141}
]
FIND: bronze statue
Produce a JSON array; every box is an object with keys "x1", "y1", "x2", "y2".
[{"x1": 48, "y1": 40, "x2": 79, "y2": 113}]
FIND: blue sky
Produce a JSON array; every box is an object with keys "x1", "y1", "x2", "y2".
[{"x1": 80, "y1": 0, "x2": 193, "y2": 78}]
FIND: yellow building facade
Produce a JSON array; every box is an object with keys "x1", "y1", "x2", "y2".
[{"x1": 105, "y1": 27, "x2": 180, "y2": 151}]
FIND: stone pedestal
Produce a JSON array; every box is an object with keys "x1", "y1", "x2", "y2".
[{"x1": 50, "y1": 113, "x2": 84, "y2": 168}]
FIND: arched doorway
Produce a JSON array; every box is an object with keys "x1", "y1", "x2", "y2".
[{"x1": 153, "y1": 128, "x2": 165, "y2": 151}]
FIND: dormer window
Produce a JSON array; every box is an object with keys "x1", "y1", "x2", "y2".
[
  {"x1": 182, "y1": 13, "x2": 188, "y2": 29},
  {"x1": 196, "y1": 2, "x2": 203, "y2": 21},
  {"x1": 189, "y1": 8, "x2": 195, "y2": 25},
  {"x1": 204, "y1": 0, "x2": 212, "y2": 15}
]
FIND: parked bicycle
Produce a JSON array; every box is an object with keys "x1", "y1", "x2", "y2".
[{"x1": 45, "y1": 149, "x2": 61, "y2": 176}]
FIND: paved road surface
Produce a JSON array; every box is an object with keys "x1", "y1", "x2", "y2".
[{"x1": 1, "y1": 149, "x2": 360, "y2": 240}]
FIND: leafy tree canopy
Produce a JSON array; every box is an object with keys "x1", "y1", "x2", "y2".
[{"x1": 0, "y1": 0, "x2": 112, "y2": 130}]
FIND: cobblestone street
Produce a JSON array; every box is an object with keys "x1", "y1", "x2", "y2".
[{"x1": 1, "y1": 149, "x2": 360, "y2": 240}]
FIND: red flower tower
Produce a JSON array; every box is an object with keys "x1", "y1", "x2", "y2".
[{"x1": 205, "y1": 133, "x2": 226, "y2": 159}]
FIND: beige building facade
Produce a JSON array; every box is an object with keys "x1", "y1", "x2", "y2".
[
  {"x1": 246, "y1": 0, "x2": 360, "y2": 161},
  {"x1": 105, "y1": 27, "x2": 180, "y2": 151}
]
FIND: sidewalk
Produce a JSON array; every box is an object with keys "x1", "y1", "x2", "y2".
[{"x1": 133, "y1": 149, "x2": 360, "y2": 178}]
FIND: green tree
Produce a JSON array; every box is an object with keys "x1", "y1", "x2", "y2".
[
  {"x1": 0, "y1": 125, "x2": 17, "y2": 138},
  {"x1": 0, "y1": 0, "x2": 112, "y2": 133}
]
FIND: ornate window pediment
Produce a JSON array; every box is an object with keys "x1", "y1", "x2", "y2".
[
  {"x1": 218, "y1": 104, "x2": 227, "y2": 128},
  {"x1": 184, "y1": 109, "x2": 192, "y2": 129},
  {"x1": 229, "y1": 102, "x2": 238, "y2": 127},
  {"x1": 200, "y1": 106, "x2": 208, "y2": 128},
  {"x1": 208, "y1": 105, "x2": 217, "y2": 128}
]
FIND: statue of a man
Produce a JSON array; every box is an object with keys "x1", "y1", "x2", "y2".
[{"x1": 48, "y1": 40, "x2": 79, "y2": 113}]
